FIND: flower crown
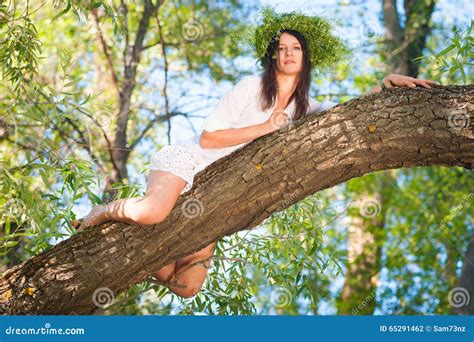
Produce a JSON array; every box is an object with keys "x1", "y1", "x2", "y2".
[{"x1": 242, "y1": 7, "x2": 353, "y2": 72}]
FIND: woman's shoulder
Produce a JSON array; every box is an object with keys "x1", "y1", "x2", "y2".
[
  {"x1": 236, "y1": 74, "x2": 261, "y2": 88},
  {"x1": 224, "y1": 74, "x2": 262, "y2": 104}
]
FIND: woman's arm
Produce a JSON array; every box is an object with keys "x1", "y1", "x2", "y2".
[
  {"x1": 200, "y1": 111, "x2": 289, "y2": 149},
  {"x1": 367, "y1": 74, "x2": 437, "y2": 94},
  {"x1": 200, "y1": 123, "x2": 271, "y2": 149}
]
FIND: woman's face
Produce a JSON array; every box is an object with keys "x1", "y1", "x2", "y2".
[{"x1": 276, "y1": 32, "x2": 303, "y2": 75}]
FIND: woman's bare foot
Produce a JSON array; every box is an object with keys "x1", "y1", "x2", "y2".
[{"x1": 75, "y1": 204, "x2": 110, "y2": 232}]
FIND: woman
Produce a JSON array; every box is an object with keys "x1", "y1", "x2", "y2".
[{"x1": 72, "y1": 10, "x2": 436, "y2": 299}]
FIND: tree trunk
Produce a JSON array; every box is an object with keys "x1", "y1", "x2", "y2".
[
  {"x1": 452, "y1": 237, "x2": 474, "y2": 314},
  {"x1": 383, "y1": 0, "x2": 436, "y2": 76},
  {"x1": 103, "y1": 0, "x2": 159, "y2": 203},
  {"x1": 337, "y1": 0, "x2": 438, "y2": 315},
  {"x1": 337, "y1": 175, "x2": 392, "y2": 314},
  {"x1": 0, "y1": 86, "x2": 472, "y2": 314}
]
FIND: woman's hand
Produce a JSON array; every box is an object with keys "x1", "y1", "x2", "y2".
[
  {"x1": 382, "y1": 74, "x2": 438, "y2": 89},
  {"x1": 265, "y1": 110, "x2": 290, "y2": 132}
]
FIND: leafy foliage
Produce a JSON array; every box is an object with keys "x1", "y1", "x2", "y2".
[{"x1": 416, "y1": 20, "x2": 473, "y2": 84}]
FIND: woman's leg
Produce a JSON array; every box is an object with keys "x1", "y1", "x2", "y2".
[
  {"x1": 73, "y1": 169, "x2": 215, "y2": 298},
  {"x1": 74, "y1": 170, "x2": 186, "y2": 230},
  {"x1": 153, "y1": 242, "x2": 216, "y2": 298}
]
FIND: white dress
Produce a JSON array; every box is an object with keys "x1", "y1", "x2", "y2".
[{"x1": 148, "y1": 74, "x2": 338, "y2": 195}]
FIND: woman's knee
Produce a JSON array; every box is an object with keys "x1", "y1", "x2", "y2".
[{"x1": 173, "y1": 281, "x2": 203, "y2": 299}]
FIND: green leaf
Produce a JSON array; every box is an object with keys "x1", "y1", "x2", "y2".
[
  {"x1": 437, "y1": 44, "x2": 455, "y2": 57},
  {"x1": 1, "y1": 241, "x2": 19, "y2": 248},
  {"x1": 52, "y1": 0, "x2": 72, "y2": 22}
]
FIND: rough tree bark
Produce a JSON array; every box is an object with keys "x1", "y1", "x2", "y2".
[{"x1": 0, "y1": 85, "x2": 472, "y2": 314}]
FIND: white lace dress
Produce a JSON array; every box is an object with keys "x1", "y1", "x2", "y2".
[
  {"x1": 149, "y1": 139, "x2": 226, "y2": 195},
  {"x1": 148, "y1": 74, "x2": 338, "y2": 195}
]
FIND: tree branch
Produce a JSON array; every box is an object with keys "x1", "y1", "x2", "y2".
[
  {"x1": 128, "y1": 111, "x2": 181, "y2": 151},
  {"x1": 114, "y1": 0, "x2": 161, "y2": 173},
  {"x1": 91, "y1": 8, "x2": 121, "y2": 101},
  {"x1": 154, "y1": 8, "x2": 171, "y2": 144},
  {"x1": 1, "y1": 85, "x2": 472, "y2": 314}
]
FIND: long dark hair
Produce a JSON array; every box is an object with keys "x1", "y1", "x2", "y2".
[{"x1": 258, "y1": 29, "x2": 312, "y2": 121}]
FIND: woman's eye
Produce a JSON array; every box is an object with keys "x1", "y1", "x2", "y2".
[{"x1": 294, "y1": 46, "x2": 301, "y2": 50}]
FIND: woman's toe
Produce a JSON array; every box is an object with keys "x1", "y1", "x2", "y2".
[{"x1": 70, "y1": 219, "x2": 82, "y2": 230}]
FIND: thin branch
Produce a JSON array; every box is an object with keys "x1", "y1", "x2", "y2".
[
  {"x1": 91, "y1": 8, "x2": 121, "y2": 101},
  {"x1": 128, "y1": 111, "x2": 181, "y2": 151},
  {"x1": 154, "y1": 9, "x2": 171, "y2": 144},
  {"x1": 120, "y1": 0, "x2": 129, "y2": 84},
  {"x1": 56, "y1": 119, "x2": 107, "y2": 174},
  {"x1": 1, "y1": 136, "x2": 38, "y2": 151},
  {"x1": 142, "y1": 40, "x2": 179, "y2": 50},
  {"x1": 115, "y1": 0, "x2": 161, "y2": 167},
  {"x1": 33, "y1": 87, "x2": 116, "y2": 172}
]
